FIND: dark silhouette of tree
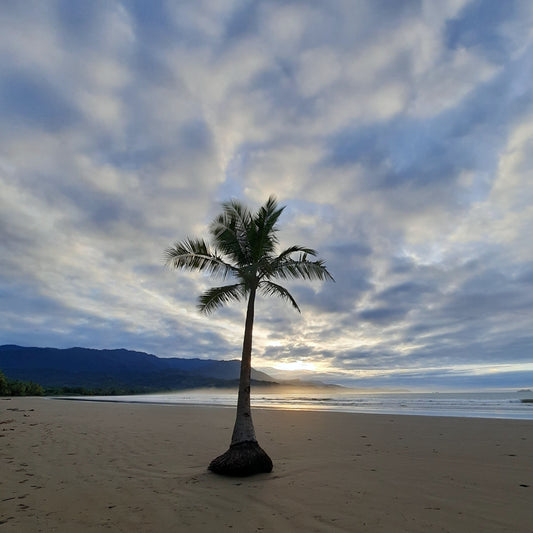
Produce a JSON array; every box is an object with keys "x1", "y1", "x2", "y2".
[
  {"x1": 165, "y1": 196, "x2": 333, "y2": 476},
  {"x1": 0, "y1": 370, "x2": 44, "y2": 396},
  {"x1": 0, "y1": 370, "x2": 9, "y2": 396}
]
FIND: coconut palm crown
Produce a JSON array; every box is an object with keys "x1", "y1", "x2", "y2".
[{"x1": 165, "y1": 195, "x2": 333, "y2": 476}]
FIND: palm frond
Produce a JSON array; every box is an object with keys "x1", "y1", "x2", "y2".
[
  {"x1": 261, "y1": 245, "x2": 317, "y2": 277},
  {"x1": 198, "y1": 283, "x2": 246, "y2": 314},
  {"x1": 270, "y1": 256, "x2": 335, "y2": 282},
  {"x1": 276, "y1": 245, "x2": 318, "y2": 260},
  {"x1": 250, "y1": 195, "x2": 284, "y2": 259},
  {"x1": 259, "y1": 281, "x2": 300, "y2": 312},
  {"x1": 164, "y1": 238, "x2": 237, "y2": 279},
  {"x1": 210, "y1": 200, "x2": 253, "y2": 264}
]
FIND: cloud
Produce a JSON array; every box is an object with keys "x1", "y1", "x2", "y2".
[
  {"x1": 1, "y1": 0, "x2": 532, "y2": 390},
  {"x1": 0, "y1": 70, "x2": 79, "y2": 131}
]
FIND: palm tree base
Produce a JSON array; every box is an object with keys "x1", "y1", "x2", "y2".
[{"x1": 208, "y1": 440, "x2": 273, "y2": 477}]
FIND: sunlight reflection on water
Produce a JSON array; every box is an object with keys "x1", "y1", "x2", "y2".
[{"x1": 73, "y1": 390, "x2": 533, "y2": 420}]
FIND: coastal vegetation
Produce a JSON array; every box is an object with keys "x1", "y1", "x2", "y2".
[
  {"x1": 165, "y1": 196, "x2": 333, "y2": 476},
  {"x1": 0, "y1": 369, "x2": 44, "y2": 396}
]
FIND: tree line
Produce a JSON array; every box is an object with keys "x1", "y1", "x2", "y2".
[
  {"x1": 0, "y1": 369, "x2": 206, "y2": 397},
  {"x1": 0, "y1": 370, "x2": 108, "y2": 396},
  {"x1": 0, "y1": 369, "x2": 44, "y2": 396}
]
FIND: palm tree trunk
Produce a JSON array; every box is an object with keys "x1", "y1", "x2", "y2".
[
  {"x1": 208, "y1": 286, "x2": 273, "y2": 476},
  {"x1": 231, "y1": 287, "x2": 257, "y2": 444}
]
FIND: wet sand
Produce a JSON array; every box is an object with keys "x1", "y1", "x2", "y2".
[{"x1": 1, "y1": 397, "x2": 532, "y2": 532}]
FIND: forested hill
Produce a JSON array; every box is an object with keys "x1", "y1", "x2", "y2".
[{"x1": 0, "y1": 345, "x2": 276, "y2": 393}]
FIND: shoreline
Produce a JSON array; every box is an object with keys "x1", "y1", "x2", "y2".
[
  {"x1": 2, "y1": 397, "x2": 532, "y2": 532},
  {"x1": 45, "y1": 390, "x2": 533, "y2": 421}
]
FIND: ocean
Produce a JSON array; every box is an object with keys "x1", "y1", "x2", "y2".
[{"x1": 75, "y1": 389, "x2": 533, "y2": 420}]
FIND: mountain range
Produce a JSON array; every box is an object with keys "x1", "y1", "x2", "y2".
[{"x1": 0, "y1": 345, "x2": 334, "y2": 393}]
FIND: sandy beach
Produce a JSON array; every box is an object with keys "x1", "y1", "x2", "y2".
[{"x1": 1, "y1": 397, "x2": 531, "y2": 532}]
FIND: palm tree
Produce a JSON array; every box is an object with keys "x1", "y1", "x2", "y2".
[{"x1": 165, "y1": 196, "x2": 334, "y2": 476}]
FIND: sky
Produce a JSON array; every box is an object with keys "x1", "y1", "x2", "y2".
[{"x1": 1, "y1": 0, "x2": 533, "y2": 391}]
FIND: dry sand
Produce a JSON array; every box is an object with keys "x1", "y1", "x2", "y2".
[{"x1": 1, "y1": 397, "x2": 532, "y2": 532}]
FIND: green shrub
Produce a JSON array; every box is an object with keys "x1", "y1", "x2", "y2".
[
  {"x1": 0, "y1": 370, "x2": 9, "y2": 395},
  {"x1": 0, "y1": 370, "x2": 44, "y2": 396}
]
